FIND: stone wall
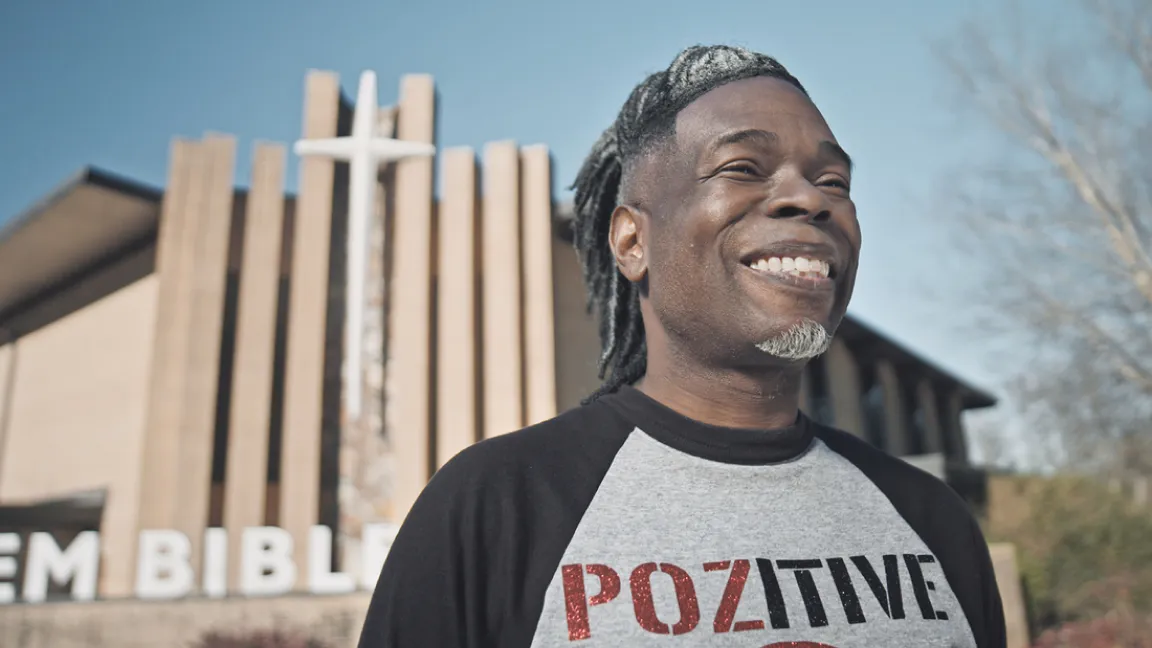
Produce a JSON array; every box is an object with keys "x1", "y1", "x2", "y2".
[{"x1": 0, "y1": 593, "x2": 371, "y2": 648}]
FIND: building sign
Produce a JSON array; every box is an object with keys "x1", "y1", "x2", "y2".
[{"x1": 0, "y1": 523, "x2": 398, "y2": 604}]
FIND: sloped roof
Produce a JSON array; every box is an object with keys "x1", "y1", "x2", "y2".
[{"x1": 0, "y1": 167, "x2": 162, "y2": 322}]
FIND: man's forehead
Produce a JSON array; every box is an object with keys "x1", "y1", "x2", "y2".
[{"x1": 673, "y1": 77, "x2": 834, "y2": 148}]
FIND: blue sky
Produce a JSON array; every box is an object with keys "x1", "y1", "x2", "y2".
[{"x1": 0, "y1": 0, "x2": 1049, "y2": 399}]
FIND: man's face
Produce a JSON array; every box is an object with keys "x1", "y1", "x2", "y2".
[{"x1": 617, "y1": 76, "x2": 861, "y2": 367}]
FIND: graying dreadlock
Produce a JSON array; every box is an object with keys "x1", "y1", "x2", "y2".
[{"x1": 571, "y1": 45, "x2": 808, "y2": 402}]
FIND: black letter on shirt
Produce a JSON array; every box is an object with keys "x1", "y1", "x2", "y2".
[
  {"x1": 851, "y1": 555, "x2": 905, "y2": 620},
  {"x1": 755, "y1": 558, "x2": 790, "y2": 629},
  {"x1": 904, "y1": 554, "x2": 948, "y2": 621},
  {"x1": 826, "y1": 558, "x2": 866, "y2": 624},
  {"x1": 776, "y1": 559, "x2": 829, "y2": 628}
]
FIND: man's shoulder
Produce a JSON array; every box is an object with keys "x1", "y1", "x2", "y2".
[
  {"x1": 430, "y1": 398, "x2": 633, "y2": 494},
  {"x1": 813, "y1": 423, "x2": 973, "y2": 520},
  {"x1": 809, "y1": 425, "x2": 1006, "y2": 644}
]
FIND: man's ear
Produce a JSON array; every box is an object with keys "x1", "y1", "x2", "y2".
[{"x1": 609, "y1": 204, "x2": 648, "y2": 283}]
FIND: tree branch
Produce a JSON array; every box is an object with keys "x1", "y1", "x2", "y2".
[{"x1": 1027, "y1": 282, "x2": 1152, "y2": 394}]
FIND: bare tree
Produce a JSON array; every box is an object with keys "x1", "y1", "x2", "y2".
[{"x1": 936, "y1": 0, "x2": 1152, "y2": 476}]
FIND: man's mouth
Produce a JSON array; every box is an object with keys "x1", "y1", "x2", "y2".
[{"x1": 741, "y1": 254, "x2": 835, "y2": 282}]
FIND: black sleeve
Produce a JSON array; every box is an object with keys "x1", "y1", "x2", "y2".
[
  {"x1": 814, "y1": 425, "x2": 1009, "y2": 648},
  {"x1": 356, "y1": 403, "x2": 632, "y2": 648},
  {"x1": 355, "y1": 439, "x2": 501, "y2": 648}
]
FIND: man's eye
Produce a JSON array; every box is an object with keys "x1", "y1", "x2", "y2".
[
  {"x1": 722, "y1": 164, "x2": 759, "y2": 176},
  {"x1": 820, "y1": 178, "x2": 850, "y2": 191}
]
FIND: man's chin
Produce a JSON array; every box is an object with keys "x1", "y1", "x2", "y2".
[{"x1": 753, "y1": 318, "x2": 833, "y2": 361}]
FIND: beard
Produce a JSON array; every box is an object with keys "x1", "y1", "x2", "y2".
[{"x1": 754, "y1": 318, "x2": 833, "y2": 360}]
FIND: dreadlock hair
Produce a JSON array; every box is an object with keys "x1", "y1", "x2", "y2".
[{"x1": 571, "y1": 45, "x2": 808, "y2": 402}]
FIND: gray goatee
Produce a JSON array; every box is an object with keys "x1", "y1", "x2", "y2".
[{"x1": 754, "y1": 319, "x2": 833, "y2": 360}]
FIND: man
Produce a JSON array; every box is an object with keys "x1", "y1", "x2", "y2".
[{"x1": 358, "y1": 44, "x2": 1007, "y2": 647}]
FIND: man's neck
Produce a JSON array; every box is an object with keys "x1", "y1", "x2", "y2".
[{"x1": 636, "y1": 350, "x2": 804, "y2": 430}]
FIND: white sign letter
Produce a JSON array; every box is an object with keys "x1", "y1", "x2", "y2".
[
  {"x1": 23, "y1": 531, "x2": 99, "y2": 603},
  {"x1": 0, "y1": 533, "x2": 20, "y2": 604},
  {"x1": 360, "y1": 523, "x2": 399, "y2": 590},
  {"x1": 202, "y1": 527, "x2": 227, "y2": 598},
  {"x1": 241, "y1": 527, "x2": 296, "y2": 596},
  {"x1": 308, "y1": 525, "x2": 355, "y2": 595},
  {"x1": 135, "y1": 530, "x2": 193, "y2": 600}
]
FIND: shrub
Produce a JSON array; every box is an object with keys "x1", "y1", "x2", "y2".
[
  {"x1": 987, "y1": 475, "x2": 1152, "y2": 635},
  {"x1": 192, "y1": 628, "x2": 335, "y2": 648},
  {"x1": 1032, "y1": 611, "x2": 1152, "y2": 648}
]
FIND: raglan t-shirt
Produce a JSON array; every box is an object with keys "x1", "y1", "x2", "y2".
[{"x1": 358, "y1": 386, "x2": 1007, "y2": 647}]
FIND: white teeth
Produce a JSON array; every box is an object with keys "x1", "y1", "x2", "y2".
[{"x1": 746, "y1": 255, "x2": 831, "y2": 279}]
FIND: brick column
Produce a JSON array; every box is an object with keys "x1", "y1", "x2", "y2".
[
  {"x1": 481, "y1": 141, "x2": 523, "y2": 439},
  {"x1": 280, "y1": 71, "x2": 341, "y2": 586},
  {"x1": 223, "y1": 143, "x2": 286, "y2": 590},
  {"x1": 824, "y1": 338, "x2": 865, "y2": 437},
  {"x1": 875, "y1": 359, "x2": 909, "y2": 456}
]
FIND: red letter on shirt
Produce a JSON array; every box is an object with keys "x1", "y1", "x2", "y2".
[
  {"x1": 630, "y1": 562, "x2": 701, "y2": 635},
  {"x1": 561, "y1": 563, "x2": 621, "y2": 640},
  {"x1": 711, "y1": 559, "x2": 766, "y2": 632}
]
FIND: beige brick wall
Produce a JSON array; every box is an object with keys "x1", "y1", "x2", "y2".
[
  {"x1": 0, "y1": 274, "x2": 159, "y2": 597},
  {"x1": 551, "y1": 236, "x2": 601, "y2": 413}
]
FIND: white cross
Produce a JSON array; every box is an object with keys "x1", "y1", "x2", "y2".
[{"x1": 294, "y1": 70, "x2": 435, "y2": 419}]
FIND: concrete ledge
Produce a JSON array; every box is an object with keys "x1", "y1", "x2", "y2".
[
  {"x1": 988, "y1": 542, "x2": 1030, "y2": 648},
  {"x1": 0, "y1": 592, "x2": 371, "y2": 648}
]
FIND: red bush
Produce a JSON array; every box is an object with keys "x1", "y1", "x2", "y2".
[{"x1": 1032, "y1": 614, "x2": 1152, "y2": 648}]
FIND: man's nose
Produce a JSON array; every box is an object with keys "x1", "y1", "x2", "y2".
[{"x1": 764, "y1": 174, "x2": 832, "y2": 224}]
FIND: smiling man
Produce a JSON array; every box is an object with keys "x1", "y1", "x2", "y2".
[{"x1": 358, "y1": 45, "x2": 1007, "y2": 648}]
